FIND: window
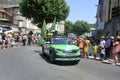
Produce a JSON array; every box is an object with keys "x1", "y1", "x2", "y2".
[
  {"x1": 17, "y1": 9, "x2": 21, "y2": 15},
  {"x1": 2, "y1": 13, "x2": 4, "y2": 18},
  {"x1": 18, "y1": 20, "x2": 23, "y2": 27}
]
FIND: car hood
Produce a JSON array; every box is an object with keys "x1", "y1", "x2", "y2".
[{"x1": 50, "y1": 44, "x2": 79, "y2": 50}]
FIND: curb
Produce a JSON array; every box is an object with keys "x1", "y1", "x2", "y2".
[
  {"x1": 88, "y1": 56, "x2": 120, "y2": 66},
  {"x1": 101, "y1": 60, "x2": 120, "y2": 66}
]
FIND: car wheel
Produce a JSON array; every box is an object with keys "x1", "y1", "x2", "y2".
[
  {"x1": 49, "y1": 52, "x2": 55, "y2": 63},
  {"x1": 42, "y1": 46, "x2": 45, "y2": 54}
]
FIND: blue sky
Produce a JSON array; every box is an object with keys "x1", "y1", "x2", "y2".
[{"x1": 66, "y1": 0, "x2": 98, "y2": 24}]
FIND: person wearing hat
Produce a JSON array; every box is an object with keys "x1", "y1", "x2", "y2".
[
  {"x1": 117, "y1": 36, "x2": 120, "y2": 39},
  {"x1": 99, "y1": 36, "x2": 106, "y2": 61},
  {"x1": 108, "y1": 36, "x2": 115, "y2": 62}
]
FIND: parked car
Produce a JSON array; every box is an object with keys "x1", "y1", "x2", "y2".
[{"x1": 42, "y1": 36, "x2": 81, "y2": 64}]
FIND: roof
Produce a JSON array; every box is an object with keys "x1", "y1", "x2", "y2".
[
  {"x1": 0, "y1": 9, "x2": 12, "y2": 16},
  {"x1": 4, "y1": 5, "x2": 19, "y2": 8},
  {"x1": 0, "y1": 7, "x2": 4, "y2": 10},
  {"x1": 0, "y1": 6, "x2": 12, "y2": 17}
]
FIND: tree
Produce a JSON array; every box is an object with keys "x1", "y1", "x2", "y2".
[
  {"x1": 72, "y1": 20, "x2": 90, "y2": 36},
  {"x1": 89, "y1": 23, "x2": 96, "y2": 28},
  {"x1": 64, "y1": 21, "x2": 73, "y2": 34},
  {"x1": 19, "y1": 0, "x2": 70, "y2": 28}
]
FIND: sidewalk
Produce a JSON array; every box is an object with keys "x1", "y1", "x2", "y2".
[
  {"x1": 88, "y1": 46, "x2": 120, "y2": 66},
  {"x1": 88, "y1": 56, "x2": 120, "y2": 66},
  {"x1": 101, "y1": 60, "x2": 120, "y2": 66}
]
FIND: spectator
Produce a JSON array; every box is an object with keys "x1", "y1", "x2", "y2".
[
  {"x1": 18, "y1": 34, "x2": 22, "y2": 46},
  {"x1": 99, "y1": 36, "x2": 106, "y2": 61},
  {"x1": 1, "y1": 33, "x2": 6, "y2": 49},
  {"x1": 112, "y1": 36, "x2": 120, "y2": 65},
  {"x1": 92, "y1": 43, "x2": 99, "y2": 60},
  {"x1": 28, "y1": 35, "x2": 32, "y2": 45},
  {"x1": 6, "y1": 34, "x2": 11, "y2": 48},
  {"x1": 78, "y1": 36, "x2": 84, "y2": 57},
  {"x1": 105, "y1": 36, "x2": 111, "y2": 59},
  {"x1": 32, "y1": 35, "x2": 35, "y2": 45},
  {"x1": 83, "y1": 36, "x2": 90, "y2": 58},
  {"x1": 22, "y1": 35, "x2": 27, "y2": 46},
  {"x1": 0, "y1": 33, "x2": 2, "y2": 48},
  {"x1": 109, "y1": 36, "x2": 115, "y2": 62}
]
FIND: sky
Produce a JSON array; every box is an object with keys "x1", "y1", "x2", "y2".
[{"x1": 66, "y1": 0, "x2": 98, "y2": 24}]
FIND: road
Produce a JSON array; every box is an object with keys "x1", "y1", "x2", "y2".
[{"x1": 0, "y1": 46, "x2": 120, "y2": 80}]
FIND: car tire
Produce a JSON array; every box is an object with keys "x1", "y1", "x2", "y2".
[
  {"x1": 42, "y1": 46, "x2": 45, "y2": 54},
  {"x1": 49, "y1": 52, "x2": 55, "y2": 63}
]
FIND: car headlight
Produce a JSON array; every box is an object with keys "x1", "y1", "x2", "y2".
[
  {"x1": 53, "y1": 48, "x2": 62, "y2": 52},
  {"x1": 56, "y1": 49, "x2": 61, "y2": 52}
]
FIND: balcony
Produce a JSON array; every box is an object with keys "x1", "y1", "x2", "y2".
[{"x1": 0, "y1": 17, "x2": 11, "y2": 22}]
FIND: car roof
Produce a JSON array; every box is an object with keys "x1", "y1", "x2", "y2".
[{"x1": 51, "y1": 35, "x2": 67, "y2": 38}]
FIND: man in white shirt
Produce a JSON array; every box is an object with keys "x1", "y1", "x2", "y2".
[{"x1": 99, "y1": 36, "x2": 106, "y2": 61}]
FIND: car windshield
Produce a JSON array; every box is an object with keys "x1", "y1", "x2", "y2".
[{"x1": 51, "y1": 37, "x2": 73, "y2": 45}]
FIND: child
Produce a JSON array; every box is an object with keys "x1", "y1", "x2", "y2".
[{"x1": 92, "y1": 43, "x2": 98, "y2": 60}]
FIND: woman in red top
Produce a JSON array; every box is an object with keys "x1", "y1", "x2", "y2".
[{"x1": 112, "y1": 36, "x2": 120, "y2": 65}]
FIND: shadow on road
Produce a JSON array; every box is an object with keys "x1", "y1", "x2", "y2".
[
  {"x1": 54, "y1": 61, "x2": 80, "y2": 66},
  {"x1": 34, "y1": 50, "x2": 79, "y2": 66},
  {"x1": 34, "y1": 50, "x2": 50, "y2": 63}
]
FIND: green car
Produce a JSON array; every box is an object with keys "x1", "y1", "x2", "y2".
[{"x1": 42, "y1": 36, "x2": 81, "y2": 64}]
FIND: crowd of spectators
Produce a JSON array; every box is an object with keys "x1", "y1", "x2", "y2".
[
  {"x1": 1, "y1": 32, "x2": 120, "y2": 65},
  {"x1": 73, "y1": 35, "x2": 120, "y2": 65},
  {"x1": 0, "y1": 32, "x2": 41, "y2": 49}
]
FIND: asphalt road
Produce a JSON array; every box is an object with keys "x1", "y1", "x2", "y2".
[{"x1": 0, "y1": 46, "x2": 120, "y2": 80}]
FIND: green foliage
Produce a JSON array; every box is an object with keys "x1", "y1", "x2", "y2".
[
  {"x1": 19, "y1": 0, "x2": 70, "y2": 28},
  {"x1": 49, "y1": 17, "x2": 56, "y2": 32},
  {"x1": 41, "y1": 20, "x2": 47, "y2": 39},
  {"x1": 72, "y1": 20, "x2": 90, "y2": 36},
  {"x1": 64, "y1": 21, "x2": 73, "y2": 34},
  {"x1": 89, "y1": 24, "x2": 96, "y2": 28}
]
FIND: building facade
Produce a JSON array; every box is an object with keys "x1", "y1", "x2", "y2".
[
  {"x1": 47, "y1": 21, "x2": 65, "y2": 34},
  {"x1": 96, "y1": 0, "x2": 107, "y2": 37},
  {"x1": 0, "y1": 5, "x2": 39, "y2": 34},
  {"x1": 0, "y1": 4, "x2": 65, "y2": 35},
  {"x1": 0, "y1": 7, "x2": 12, "y2": 31},
  {"x1": 105, "y1": 0, "x2": 120, "y2": 37},
  {"x1": 96, "y1": 0, "x2": 120, "y2": 38}
]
